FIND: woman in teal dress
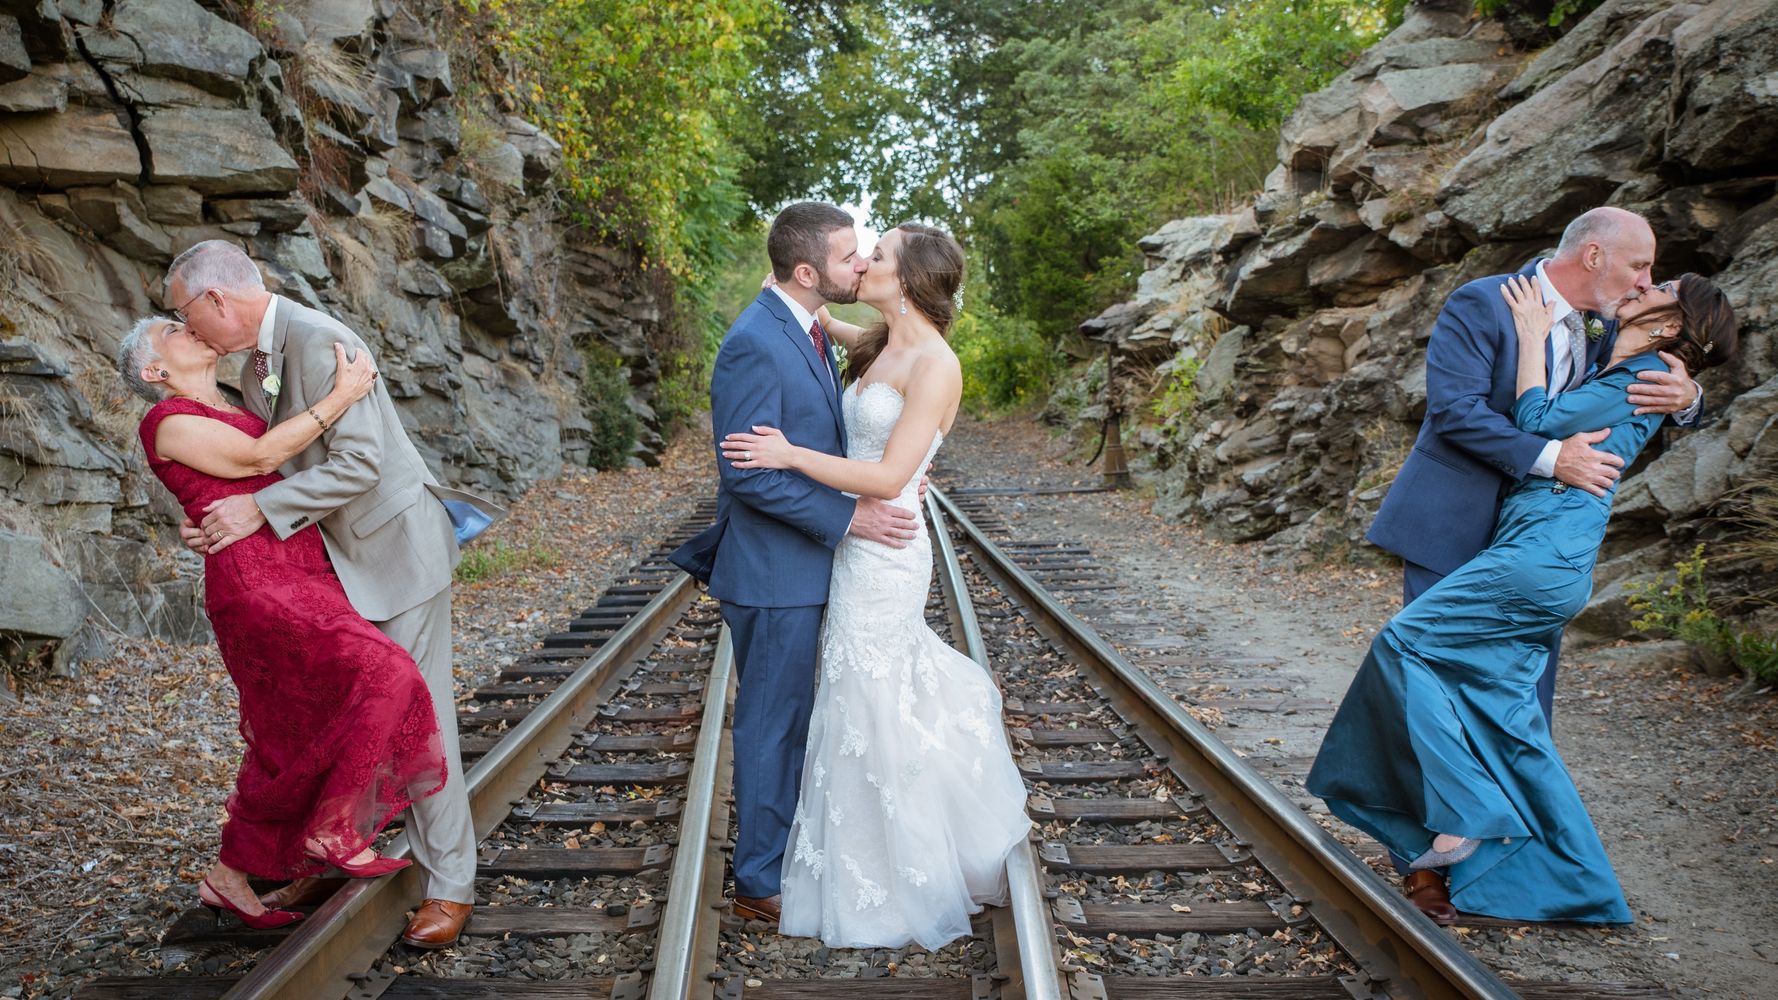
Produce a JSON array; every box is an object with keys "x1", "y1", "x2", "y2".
[{"x1": 1309, "y1": 272, "x2": 1738, "y2": 924}]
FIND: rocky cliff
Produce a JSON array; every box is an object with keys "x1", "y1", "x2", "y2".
[
  {"x1": 0, "y1": 0, "x2": 668, "y2": 672},
  {"x1": 1083, "y1": 0, "x2": 1778, "y2": 641}
]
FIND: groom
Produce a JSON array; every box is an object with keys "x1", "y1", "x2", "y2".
[
  {"x1": 1366, "y1": 206, "x2": 1700, "y2": 922},
  {"x1": 672, "y1": 202, "x2": 918, "y2": 925},
  {"x1": 166, "y1": 240, "x2": 502, "y2": 948}
]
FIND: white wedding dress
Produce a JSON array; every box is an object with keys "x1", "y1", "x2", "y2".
[{"x1": 778, "y1": 380, "x2": 1032, "y2": 950}]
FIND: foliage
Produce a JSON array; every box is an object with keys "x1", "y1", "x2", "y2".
[
  {"x1": 455, "y1": 538, "x2": 563, "y2": 583},
  {"x1": 464, "y1": 0, "x2": 777, "y2": 277},
  {"x1": 747, "y1": 0, "x2": 1402, "y2": 343},
  {"x1": 1474, "y1": 0, "x2": 1604, "y2": 29},
  {"x1": 1150, "y1": 356, "x2": 1204, "y2": 441},
  {"x1": 950, "y1": 308, "x2": 1056, "y2": 412},
  {"x1": 579, "y1": 346, "x2": 643, "y2": 470},
  {"x1": 1628, "y1": 545, "x2": 1778, "y2": 685}
]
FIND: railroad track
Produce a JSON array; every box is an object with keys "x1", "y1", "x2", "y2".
[{"x1": 74, "y1": 488, "x2": 1670, "y2": 1000}]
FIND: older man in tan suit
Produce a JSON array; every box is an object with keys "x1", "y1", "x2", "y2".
[{"x1": 166, "y1": 240, "x2": 499, "y2": 948}]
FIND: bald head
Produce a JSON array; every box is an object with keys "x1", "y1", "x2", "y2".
[
  {"x1": 1554, "y1": 207, "x2": 1652, "y2": 261},
  {"x1": 1546, "y1": 207, "x2": 1656, "y2": 318}
]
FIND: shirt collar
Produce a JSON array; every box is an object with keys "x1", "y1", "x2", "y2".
[
  {"x1": 255, "y1": 294, "x2": 279, "y2": 353},
  {"x1": 769, "y1": 283, "x2": 818, "y2": 335},
  {"x1": 1534, "y1": 260, "x2": 1577, "y2": 329}
]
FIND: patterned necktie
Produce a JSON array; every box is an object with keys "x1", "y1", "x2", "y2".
[
  {"x1": 1559, "y1": 312, "x2": 1588, "y2": 393},
  {"x1": 809, "y1": 319, "x2": 832, "y2": 382}
]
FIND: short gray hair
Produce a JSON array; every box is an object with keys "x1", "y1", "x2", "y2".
[
  {"x1": 166, "y1": 239, "x2": 265, "y2": 296},
  {"x1": 117, "y1": 316, "x2": 170, "y2": 402},
  {"x1": 1554, "y1": 207, "x2": 1649, "y2": 259}
]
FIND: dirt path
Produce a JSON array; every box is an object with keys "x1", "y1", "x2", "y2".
[{"x1": 938, "y1": 413, "x2": 1778, "y2": 999}]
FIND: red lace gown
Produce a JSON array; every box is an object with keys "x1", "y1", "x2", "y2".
[{"x1": 139, "y1": 398, "x2": 447, "y2": 879}]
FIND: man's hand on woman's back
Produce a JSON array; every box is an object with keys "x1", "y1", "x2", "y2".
[
  {"x1": 1553, "y1": 428, "x2": 1623, "y2": 497},
  {"x1": 849, "y1": 496, "x2": 918, "y2": 549}
]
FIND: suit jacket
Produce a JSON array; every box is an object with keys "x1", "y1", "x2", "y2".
[
  {"x1": 672, "y1": 290, "x2": 855, "y2": 607},
  {"x1": 243, "y1": 295, "x2": 503, "y2": 621},
  {"x1": 1367, "y1": 259, "x2": 1619, "y2": 576}
]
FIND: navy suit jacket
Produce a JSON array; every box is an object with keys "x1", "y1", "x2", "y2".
[
  {"x1": 671, "y1": 291, "x2": 855, "y2": 607},
  {"x1": 1368, "y1": 259, "x2": 1621, "y2": 575}
]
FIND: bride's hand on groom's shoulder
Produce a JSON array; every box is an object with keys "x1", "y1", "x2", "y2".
[
  {"x1": 760, "y1": 272, "x2": 778, "y2": 291},
  {"x1": 1501, "y1": 275, "x2": 1553, "y2": 341},
  {"x1": 722, "y1": 425, "x2": 795, "y2": 470}
]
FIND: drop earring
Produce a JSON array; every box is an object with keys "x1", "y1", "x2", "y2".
[
  {"x1": 1648, "y1": 325, "x2": 1665, "y2": 341},
  {"x1": 899, "y1": 290, "x2": 907, "y2": 315}
]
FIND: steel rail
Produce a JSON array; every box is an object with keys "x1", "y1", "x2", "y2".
[
  {"x1": 927, "y1": 493, "x2": 1066, "y2": 1000},
  {"x1": 223, "y1": 573, "x2": 701, "y2": 1000},
  {"x1": 930, "y1": 486, "x2": 1521, "y2": 1000},
  {"x1": 649, "y1": 626, "x2": 735, "y2": 1000}
]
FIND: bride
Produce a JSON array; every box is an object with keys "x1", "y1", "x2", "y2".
[{"x1": 722, "y1": 223, "x2": 1031, "y2": 950}]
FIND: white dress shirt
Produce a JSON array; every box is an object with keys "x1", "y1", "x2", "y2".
[
  {"x1": 256, "y1": 293, "x2": 279, "y2": 353},
  {"x1": 1528, "y1": 262, "x2": 1576, "y2": 479}
]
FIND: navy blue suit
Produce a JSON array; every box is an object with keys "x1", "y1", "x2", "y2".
[
  {"x1": 1368, "y1": 259, "x2": 1618, "y2": 725},
  {"x1": 670, "y1": 290, "x2": 853, "y2": 898}
]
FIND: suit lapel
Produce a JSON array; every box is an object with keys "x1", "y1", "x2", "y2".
[{"x1": 758, "y1": 291, "x2": 844, "y2": 432}]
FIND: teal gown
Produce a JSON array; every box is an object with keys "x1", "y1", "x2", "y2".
[{"x1": 1307, "y1": 354, "x2": 1671, "y2": 925}]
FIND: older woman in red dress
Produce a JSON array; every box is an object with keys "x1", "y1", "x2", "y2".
[{"x1": 117, "y1": 317, "x2": 446, "y2": 928}]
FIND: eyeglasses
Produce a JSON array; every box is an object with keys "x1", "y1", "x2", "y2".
[{"x1": 171, "y1": 286, "x2": 213, "y2": 323}]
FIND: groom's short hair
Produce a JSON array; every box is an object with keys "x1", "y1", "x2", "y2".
[
  {"x1": 167, "y1": 239, "x2": 265, "y2": 294},
  {"x1": 768, "y1": 202, "x2": 853, "y2": 281}
]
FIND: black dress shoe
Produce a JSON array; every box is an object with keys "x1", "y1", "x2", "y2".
[
  {"x1": 733, "y1": 894, "x2": 781, "y2": 924},
  {"x1": 1404, "y1": 869, "x2": 1458, "y2": 926}
]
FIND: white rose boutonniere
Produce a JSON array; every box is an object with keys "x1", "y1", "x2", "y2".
[
  {"x1": 1584, "y1": 317, "x2": 1606, "y2": 341},
  {"x1": 262, "y1": 373, "x2": 282, "y2": 399}
]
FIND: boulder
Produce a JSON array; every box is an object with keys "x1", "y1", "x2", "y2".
[
  {"x1": 0, "y1": 14, "x2": 28, "y2": 84},
  {"x1": 66, "y1": 182, "x2": 172, "y2": 258},
  {"x1": 0, "y1": 105, "x2": 142, "y2": 188},
  {"x1": 0, "y1": 528, "x2": 84, "y2": 639},
  {"x1": 141, "y1": 108, "x2": 300, "y2": 194},
  {"x1": 1665, "y1": 0, "x2": 1778, "y2": 175},
  {"x1": 1439, "y1": 3, "x2": 1702, "y2": 242},
  {"x1": 1500, "y1": 0, "x2": 1691, "y2": 100},
  {"x1": 0, "y1": 65, "x2": 66, "y2": 113},
  {"x1": 504, "y1": 116, "x2": 561, "y2": 182},
  {"x1": 293, "y1": 0, "x2": 375, "y2": 43},
  {"x1": 75, "y1": 0, "x2": 262, "y2": 99}
]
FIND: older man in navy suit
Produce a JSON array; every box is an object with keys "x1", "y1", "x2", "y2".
[
  {"x1": 1365, "y1": 206, "x2": 1701, "y2": 922},
  {"x1": 672, "y1": 202, "x2": 917, "y2": 926}
]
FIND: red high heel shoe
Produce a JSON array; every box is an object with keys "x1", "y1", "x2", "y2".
[
  {"x1": 199, "y1": 877, "x2": 304, "y2": 929},
  {"x1": 304, "y1": 841, "x2": 413, "y2": 878}
]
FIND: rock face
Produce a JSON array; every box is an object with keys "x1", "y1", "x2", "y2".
[
  {"x1": 1082, "y1": 0, "x2": 1778, "y2": 633},
  {"x1": 0, "y1": 1, "x2": 670, "y2": 668}
]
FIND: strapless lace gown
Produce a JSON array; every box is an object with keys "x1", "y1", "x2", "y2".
[{"x1": 778, "y1": 381, "x2": 1031, "y2": 950}]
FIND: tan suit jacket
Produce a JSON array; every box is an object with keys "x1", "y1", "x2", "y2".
[{"x1": 243, "y1": 295, "x2": 503, "y2": 622}]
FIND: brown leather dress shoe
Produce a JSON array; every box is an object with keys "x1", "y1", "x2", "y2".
[
  {"x1": 1404, "y1": 870, "x2": 1458, "y2": 926},
  {"x1": 732, "y1": 894, "x2": 781, "y2": 925},
  {"x1": 401, "y1": 899, "x2": 473, "y2": 949}
]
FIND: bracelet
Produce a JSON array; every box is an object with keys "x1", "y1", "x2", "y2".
[{"x1": 307, "y1": 407, "x2": 329, "y2": 431}]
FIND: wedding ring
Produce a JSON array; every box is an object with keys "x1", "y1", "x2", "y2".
[{"x1": 743, "y1": 451, "x2": 751, "y2": 461}]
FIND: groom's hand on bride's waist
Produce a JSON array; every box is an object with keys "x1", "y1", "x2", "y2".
[{"x1": 849, "y1": 496, "x2": 918, "y2": 548}]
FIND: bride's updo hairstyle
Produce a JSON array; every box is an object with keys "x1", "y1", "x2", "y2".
[
  {"x1": 846, "y1": 223, "x2": 966, "y2": 385},
  {"x1": 1641, "y1": 273, "x2": 1738, "y2": 375}
]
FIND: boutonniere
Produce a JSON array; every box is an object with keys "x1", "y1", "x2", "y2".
[
  {"x1": 261, "y1": 373, "x2": 281, "y2": 399},
  {"x1": 1584, "y1": 317, "x2": 1606, "y2": 341}
]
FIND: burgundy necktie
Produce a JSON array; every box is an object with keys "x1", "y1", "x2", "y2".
[
  {"x1": 253, "y1": 349, "x2": 270, "y2": 383},
  {"x1": 809, "y1": 319, "x2": 828, "y2": 359}
]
